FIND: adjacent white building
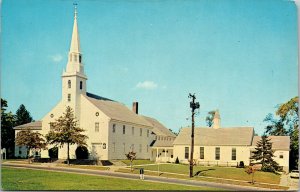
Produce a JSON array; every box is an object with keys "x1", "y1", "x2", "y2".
[{"x1": 173, "y1": 111, "x2": 290, "y2": 172}]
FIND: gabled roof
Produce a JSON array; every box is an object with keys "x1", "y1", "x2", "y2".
[
  {"x1": 252, "y1": 136, "x2": 290, "y2": 150},
  {"x1": 142, "y1": 116, "x2": 176, "y2": 137},
  {"x1": 173, "y1": 127, "x2": 254, "y2": 146},
  {"x1": 14, "y1": 121, "x2": 42, "y2": 130},
  {"x1": 85, "y1": 94, "x2": 152, "y2": 128},
  {"x1": 151, "y1": 138, "x2": 175, "y2": 147}
]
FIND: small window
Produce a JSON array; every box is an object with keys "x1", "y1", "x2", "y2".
[
  {"x1": 147, "y1": 130, "x2": 149, "y2": 137},
  {"x1": 185, "y1": 147, "x2": 189, "y2": 159},
  {"x1": 139, "y1": 144, "x2": 142, "y2": 152},
  {"x1": 79, "y1": 55, "x2": 82, "y2": 63},
  {"x1": 80, "y1": 81, "x2": 83, "y2": 90},
  {"x1": 123, "y1": 125, "x2": 126, "y2": 134},
  {"x1": 68, "y1": 94, "x2": 71, "y2": 102},
  {"x1": 232, "y1": 148, "x2": 236, "y2": 160},
  {"x1": 95, "y1": 122, "x2": 99, "y2": 132},
  {"x1": 215, "y1": 147, "x2": 220, "y2": 160},
  {"x1": 132, "y1": 127, "x2": 134, "y2": 135},
  {"x1": 140, "y1": 128, "x2": 142, "y2": 136},
  {"x1": 68, "y1": 80, "x2": 71, "y2": 88},
  {"x1": 279, "y1": 154, "x2": 284, "y2": 159},
  {"x1": 200, "y1": 147, "x2": 204, "y2": 159},
  {"x1": 112, "y1": 124, "x2": 116, "y2": 133}
]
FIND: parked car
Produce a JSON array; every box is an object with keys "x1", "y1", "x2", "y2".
[{"x1": 290, "y1": 170, "x2": 299, "y2": 178}]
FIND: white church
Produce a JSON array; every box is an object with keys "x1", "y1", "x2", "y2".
[
  {"x1": 14, "y1": 7, "x2": 290, "y2": 172},
  {"x1": 14, "y1": 6, "x2": 176, "y2": 161}
]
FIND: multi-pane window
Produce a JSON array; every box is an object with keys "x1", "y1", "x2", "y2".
[
  {"x1": 139, "y1": 144, "x2": 142, "y2": 152},
  {"x1": 140, "y1": 128, "x2": 142, "y2": 136},
  {"x1": 112, "y1": 124, "x2": 116, "y2": 133},
  {"x1": 147, "y1": 130, "x2": 149, "y2": 137},
  {"x1": 68, "y1": 94, "x2": 71, "y2": 102},
  {"x1": 95, "y1": 122, "x2": 99, "y2": 132},
  {"x1": 49, "y1": 122, "x2": 54, "y2": 130},
  {"x1": 200, "y1": 147, "x2": 204, "y2": 159},
  {"x1": 132, "y1": 127, "x2": 134, "y2": 135},
  {"x1": 215, "y1": 147, "x2": 220, "y2": 160},
  {"x1": 123, "y1": 125, "x2": 126, "y2": 134},
  {"x1": 232, "y1": 148, "x2": 236, "y2": 160},
  {"x1": 68, "y1": 80, "x2": 71, "y2": 88},
  {"x1": 185, "y1": 147, "x2": 189, "y2": 159}
]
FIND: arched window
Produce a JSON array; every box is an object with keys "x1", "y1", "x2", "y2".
[
  {"x1": 80, "y1": 81, "x2": 83, "y2": 90},
  {"x1": 68, "y1": 80, "x2": 71, "y2": 88}
]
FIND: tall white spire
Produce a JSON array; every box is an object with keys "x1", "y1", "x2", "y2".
[
  {"x1": 70, "y1": 4, "x2": 80, "y2": 53},
  {"x1": 212, "y1": 110, "x2": 221, "y2": 129}
]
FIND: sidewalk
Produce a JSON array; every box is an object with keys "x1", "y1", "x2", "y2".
[{"x1": 280, "y1": 173, "x2": 299, "y2": 191}]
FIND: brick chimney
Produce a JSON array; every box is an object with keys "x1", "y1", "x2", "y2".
[{"x1": 132, "y1": 102, "x2": 138, "y2": 114}]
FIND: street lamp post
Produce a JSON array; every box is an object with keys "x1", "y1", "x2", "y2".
[{"x1": 188, "y1": 93, "x2": 200, "y2": 178}]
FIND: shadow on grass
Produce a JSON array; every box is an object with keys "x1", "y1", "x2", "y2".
[{"x1": 194, "y1": 168, "x2": 215, "y2": 177}]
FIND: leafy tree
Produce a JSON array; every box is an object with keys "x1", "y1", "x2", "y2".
[
  {"x1": 245, "y1": 166, "x2": 256, "y2": 184},
  {"x1": 264, "y1": 96, "x2": 299, "y2": 169},
  {"x1": 15, "y1": 104, "x2": 33, "y2": 126},
  {"x1": 250, "y1": 135, "x2": 279, "y2": 172},
  {"x1": 45, "y1": 106, "x2": 88, "y2": 165},
  {"x1": 1, "y1": 98, "x2": 16, "y2": 158},
  {"x1": 205, "y1": 110, "x2": 216, "y2": 127},
  {"x1": 15, "y1": 128, "x2": 46, "y2": 163},
  {"x1": 125, "y1": 151, "x2": 136, "y2": 172}
]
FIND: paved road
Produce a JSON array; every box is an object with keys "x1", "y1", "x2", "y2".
[{"x1": 2, "y1": 163, "x2": 272, "y2": 191}]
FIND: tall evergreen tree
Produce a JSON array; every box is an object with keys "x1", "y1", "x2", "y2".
[
  {"x1": 1, "y1": 98, "x2": 16, "y2": 158},
  {"x1": 15, "y1": 104, "x2": 33, "y2": 126},
  {"x1": 250, "y1": 135, "x2": 279, "y2": 172},
  {"x1": 45, "y1": 106, "x2": 88, "y2": 165}
]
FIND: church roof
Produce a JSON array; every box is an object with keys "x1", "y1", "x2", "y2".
[
  {"x1": 14, "y1": 121, "x2": 42, "y2": 130},
  {"x1": 85, "y1": 95, "x2": 152, "y2": 128},
  {"x1": 142, "y1": 116, "x2": 176, "y2": 137},
  {"x1": 252, "y1": 136, "x2": 290, "y2": 150},
  {"x1": 173, "y1": 127, "x2": 254, "y2": 146},
  {"x1": 151, "y1": 138, "x2": 175, "y2": 147},
  {"x1": 86, "y1": 92, "x2": 114, "y2": 101}
]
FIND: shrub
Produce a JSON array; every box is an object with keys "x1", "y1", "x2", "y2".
[
  {"x1": 175, "y1": 157, "x2": 179, "y2": 164},
  {"x1": 239, "y1": 161, "x2": 245, "y2": 168}
]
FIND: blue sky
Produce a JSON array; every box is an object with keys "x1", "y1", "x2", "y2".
[{"x1": 2, "y1": 0, "x2": 298, "y2": 135}]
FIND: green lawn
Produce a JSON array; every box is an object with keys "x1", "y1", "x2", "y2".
[
  {"x1": 121, "y1": 159, "x2": 154, "y2": 166},
  {"x1": 132, "y1": 164, "x2": 281, "y2": 184},
  {"x1": 1, "y1": 167, "x2": 220, "y2": 191}
]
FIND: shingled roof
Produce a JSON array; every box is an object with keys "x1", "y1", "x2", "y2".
[
  {"x1": 142, "y1": 116, "x2": 176, "y2": 137},
  {"x1": 252, "y1": 136, "x2": 290, "y2": 150},
  {"x1": 173, "y1": 127, "x2": 254, "y2": 146},
  {"x1": 85, "y1": 95, "x2": 152, "y2": 128},
  {"x1": 14, "y1": 121, "x2": 42, "y2": 130}
]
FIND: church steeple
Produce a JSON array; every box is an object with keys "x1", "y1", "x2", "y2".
[
  {"x1": 70, "y1": 5, "x2": 80, "y2": 53},
  {"x1": 62, "y1": 4, "x2": 87, "y2": 111},
  {"x1": 65, "y1": 4, "x2": 85, "y2": 76}
]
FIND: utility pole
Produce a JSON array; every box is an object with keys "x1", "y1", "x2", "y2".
[{"x1": 188, "y1": 93, "x2": 200, "y2": 178}]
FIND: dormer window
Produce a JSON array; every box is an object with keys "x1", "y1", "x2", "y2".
[{"x1": 68, "y1": 80, "x2": 71, "y2": 88}]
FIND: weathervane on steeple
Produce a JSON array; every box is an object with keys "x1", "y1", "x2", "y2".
[{"x1": 73, "y1": 2, "x2": 78, "y2": 19}]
